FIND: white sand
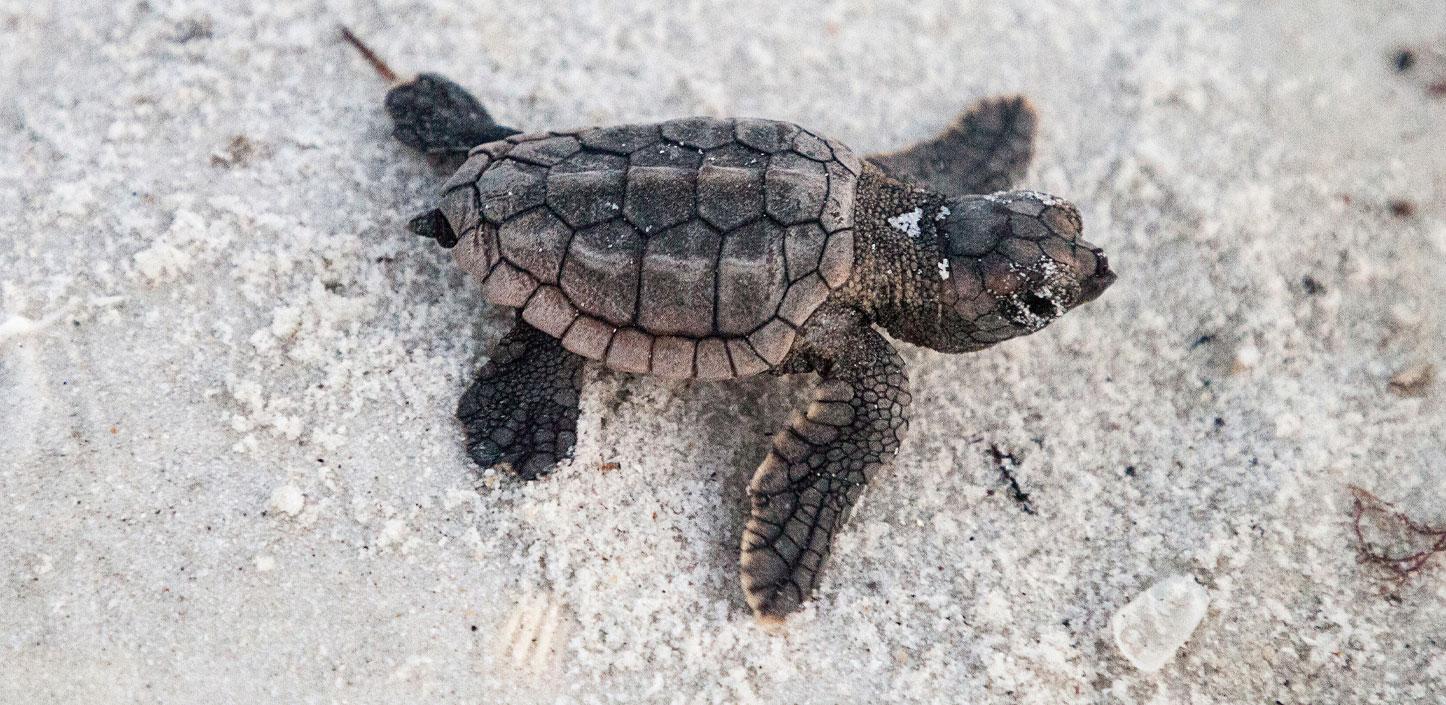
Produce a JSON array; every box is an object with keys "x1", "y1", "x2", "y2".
[{"x1": 3, "y1": 1, "x2": 1444, "y2": 703}]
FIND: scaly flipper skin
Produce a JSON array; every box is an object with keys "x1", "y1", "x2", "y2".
[
  {"x1": 456, "y1": 319, "x2": 585, "y2": 480},
  {"x1": 868, "y1": 95, "x2": 1037, "y2": 196},
  {"x1": 740, "y1": 308, "x2": 911, "y2": 622},
  {"x1": 385, "y1": 73, "x2": 520, "y2": 168}
]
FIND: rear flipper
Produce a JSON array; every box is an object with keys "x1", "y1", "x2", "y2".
[
  {"x1": 385, "y1": 73, "x2": 521, "y2": 166},
  {"x1": 341, "y1": 28, "x2": 520, "y2": 168},
  {"x1": 457, "y1": 319, "x2": 585, "y2": 480},
  {"x1": 868, "y1": 95, "x2": 1036, "y2": 196}
]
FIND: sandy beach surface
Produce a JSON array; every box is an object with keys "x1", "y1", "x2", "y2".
[{"x1": 3, "y1": 1, "x2": 1444, "y2": 703}]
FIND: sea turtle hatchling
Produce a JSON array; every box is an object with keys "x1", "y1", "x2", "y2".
[{"x1": 344, "y1": 30, "x2": 1117, "y2": 622}]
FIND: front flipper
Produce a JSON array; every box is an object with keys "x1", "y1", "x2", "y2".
[
  {"x1": 868, "y1": 95, "x2": 1037, "y2": 196},
  {"x1": 457, "y1": 319, "x2": 585, "y2": 480},
  {"x1": 740, "y1": 312, "x2": 911, "y2": 622},
  {"x1": 385, "y1": 73, "x2": 522, "y2": 167}
]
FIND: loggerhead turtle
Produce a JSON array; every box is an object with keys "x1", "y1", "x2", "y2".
[{"x1": 344, "y1": 30, "x2": 1116, "y2": 622}]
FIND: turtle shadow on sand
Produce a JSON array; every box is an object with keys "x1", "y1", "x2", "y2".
[{"x1": 640, "y1": 372, "x2": 814, "y2": 613}]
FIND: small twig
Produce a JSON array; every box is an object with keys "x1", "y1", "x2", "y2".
[
  {"x1": 339, "y1": 25, "x2": 399, "y2": 84},
  {"x1": 1349, "y1": 485, "x2": 1446, "y2": 587},
  {"x1": 988, "y1": 444, "x2": 1035, "y2": 515}
]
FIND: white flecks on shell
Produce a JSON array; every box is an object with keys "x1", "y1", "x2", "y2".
[
  {"x1": 887, "y1": 207, "x2": 924, "y2": 238},
  {"x1": 984, "y1": 190, "x2": 1063, "y2": 208},
  {"x1": 1017, "y1": 189, "x2": 1065, "y2": 207}
]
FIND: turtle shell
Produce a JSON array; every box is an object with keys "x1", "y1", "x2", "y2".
[{"x1": 440, "y1": 118, "x2": 860, "y2": 380}]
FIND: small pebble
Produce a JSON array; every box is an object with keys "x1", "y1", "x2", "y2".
[
  {"x1": 1394, "y1": 49, "x2": 1416, "y2": 73},
  {"x1": 1112, "y1": 575, "x2": 1210, "y2": 673},
  {"x1": 1388, "y1": 199, "x2": 1416, "y2": 218},
  {"x1": 1389, "y1": 363, "x2": 1434, "y2": 397}
]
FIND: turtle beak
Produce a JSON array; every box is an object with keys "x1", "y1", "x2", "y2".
[
  {"x1": 1076, "y1": 248, "x2": 1115, "y2": 304},
  {"x1": 408, "y1": 208, "x2": 458, "y2": 248}
]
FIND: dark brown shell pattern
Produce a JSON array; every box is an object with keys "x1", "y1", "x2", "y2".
[{"x1": 440, "y1": 117, "x2": 861, "y2": 380}]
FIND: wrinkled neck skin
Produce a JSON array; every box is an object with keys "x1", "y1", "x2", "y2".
[{"x1": 836, "y1": 165, "x2": 976, "y2": 352}]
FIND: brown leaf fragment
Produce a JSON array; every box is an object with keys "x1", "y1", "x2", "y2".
[{"x1": 1388, "y1": 363, "x2": 1433, "y2": 397}]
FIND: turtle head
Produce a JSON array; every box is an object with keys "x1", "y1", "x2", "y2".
[{"x1": 926, "y1": 191, "x2": 1114, "y2": 352}]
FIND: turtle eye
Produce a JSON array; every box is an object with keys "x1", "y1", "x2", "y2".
[
  {"x1": 998, "y1": 287, "x2": 1065, "y2": 329},
  {"x1": 1019, "y1": 291, "x2": 1056, "y2": 319}
]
